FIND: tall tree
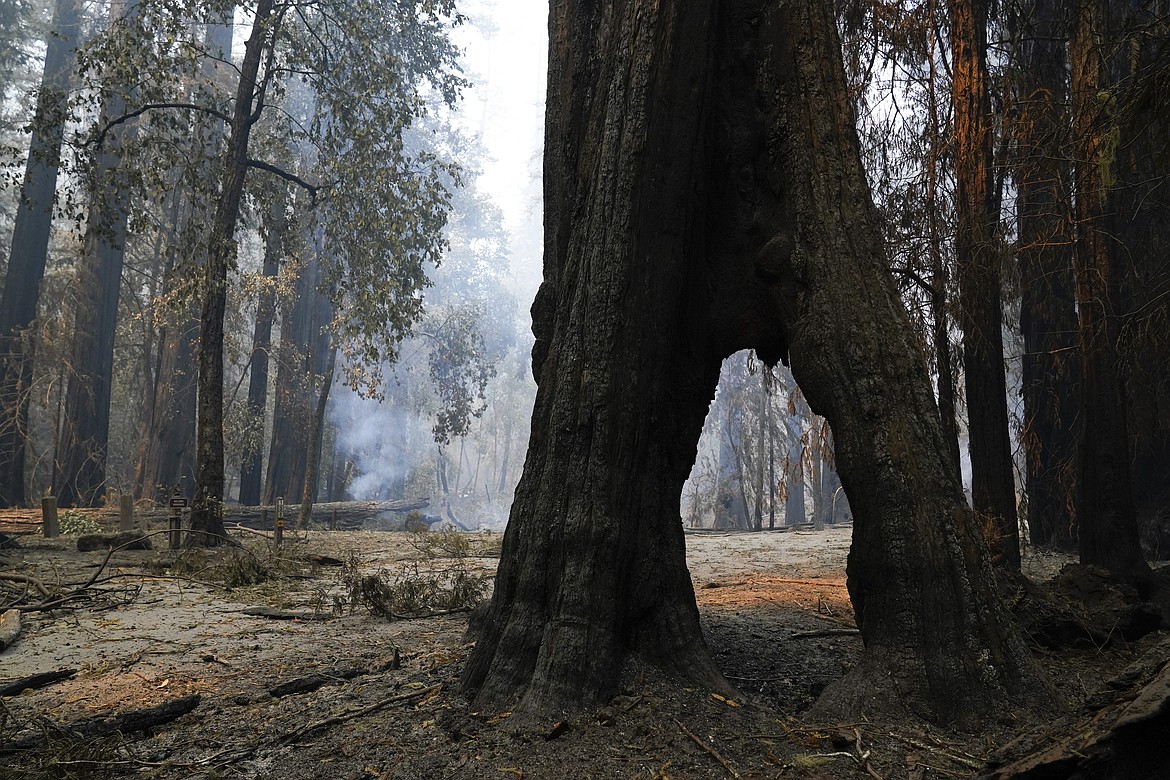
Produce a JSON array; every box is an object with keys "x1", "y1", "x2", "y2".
[
  {"x1": 56, "y1": 0, "x2": 140, "y2": 507},
  {"x1": 1069, "y1": 0, "x2": 1152, "y2": 583},
  {"x1": 949, "y1": 0, "x2": 1021, "y2": 568},
  {"x1": 1013, "y1": 0, "x2": 1080, "y2": 551},
  {"x1": 0, "y1": 0, "x2": 82, "y2": 507},
  {"x1": 190, "y1": 0, "x2": 277, "y2": 542},
  {"x1": 238, "y1": 191, "x2": 285, "y2": 506},
  {"x1": 135, "y1": 8, "x2": 235, "y2": 505},
  {"x1": 464, "y1": 0, "x2": 1052, "y2": 725}
]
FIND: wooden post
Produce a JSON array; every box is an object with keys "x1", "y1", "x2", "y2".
[
  {"x1": 119, "y1": 493, "x2": 134, "y2": 531},
  {"x1": 169, "y1": 508, "x2": 182, "y2": 549},
  {"x1": 274, "y1": 497, "x2": 284, "y2": 546},
  {"x1": 330, "y1": 508, "x2": 337, "y2": 531},
  {"x1": 41, "y1": 495, "x2": 58, "y2": 538}
]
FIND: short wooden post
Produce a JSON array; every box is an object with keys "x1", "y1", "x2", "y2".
[
  {"x1": 274, "y1": 497, "x2": 285, "y2": 546},
  {"x1": 119, "y1": 493, "x2": 134, "y2": 532},
  {"x1": 169, "y1": 508, "x2": 182, "y2": 549},
  {"x1": 41, "y1": 495, "x2": 59, "y2": 539},
  {"x1": 330, "y1": 508, "x2": 337, "y2": 531}
]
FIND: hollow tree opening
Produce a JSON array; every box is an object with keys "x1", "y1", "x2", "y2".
[{"x1": 462, "y1": 0, "x2": 1054, "y2": 726}]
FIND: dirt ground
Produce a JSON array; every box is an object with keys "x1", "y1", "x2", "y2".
[{"x1": 0, "y1": 518, "x2": 1163, "y2": 779}]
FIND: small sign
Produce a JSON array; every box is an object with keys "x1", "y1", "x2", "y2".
[{"x1": 169, "y1": 497, "x2": 190, "y2": 509}]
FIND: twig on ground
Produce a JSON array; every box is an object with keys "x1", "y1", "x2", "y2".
[
  {"x1": 789, "y1": 628, "x2": 860, "y2": 639},
  {"x1": 675, "y1": 718, "x2": 740, "y2": 778},
  {"x1": 280, "y1": 683, "x2": 441, "y2": 745}
]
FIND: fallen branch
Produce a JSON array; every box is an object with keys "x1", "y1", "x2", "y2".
[
  {"x1": 789, "y1": 628, "x2": 860, "y2": 639},
  {"x1": 0, "y1": 694, "x2": 201, "y2": 752},
  {"x1": 675, "y1": 718, "x2": 740, "y2": 778},
  {"x1": 0, "y1": 668, "x2": 77, "y2": 697},
  {"x1": 281, "y1": 684, "x2": 441, "y2": 745},
  {"x1": 0, "y1": 572, "x2": 50, "y2": 597},
  {"x1": 0, "y1": 609, "x2": 20, "y2": 650}
]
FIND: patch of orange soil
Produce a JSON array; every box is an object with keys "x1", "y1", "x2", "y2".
[{"x1": 695, "y1": 572, "x2": 852, "y2": 619}]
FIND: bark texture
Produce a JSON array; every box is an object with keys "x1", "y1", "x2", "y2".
[
  {"x1": 1014, "y1": 0, "x2": 1080, "y2": 551},
  {"x1": 190, "y1": 0, "x2": 273, "y2": 544},
  {"x1": 1068, "y1": 0, "x2": 1151, "y2": 583},
  {"x1": 464, "y1": 0, "x2": 1052, "y2": 726},
  {"x1": 949, "y1": 0, "x2": 1021, "y2": 568}
]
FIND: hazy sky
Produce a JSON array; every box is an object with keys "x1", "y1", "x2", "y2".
[{"x1": 453, "y1": 1, "x2": 547, "y2": 233}]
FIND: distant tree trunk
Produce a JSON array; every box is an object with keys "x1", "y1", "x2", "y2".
[
  {"x1": 464, "y1": 0, "x2": 1052, "y2": 725},
  {"x1": 134, "y1": 310, "x2": 198, "y2": 503},
  {"x1": 0, "y1": 0, "x2": 81, "y2": 507},
  {"x1": 784, "y1": 438, "x2": 806, "y2": 527},
  {"x1": 1014, "y1": 0, "x2": 1079, "y2": 551},
  {"x1": 949, "y1": 0, "x2": 1021, "y2": 569},
  {"x1": 238, "y1": 194, "x2": 284, "y2": 505},
  {"x1": 297, "y1": 346, "x2": 336, "y2": 528},
  {"x1": 263, "y1": 251, "x2": 331, "y2": 504},
  {"x1": 55, "y1": 0, "x2": 140, "y2": 508},
  {"x1": 1068, "y1": 0, "x2": 1151, "y2": 583},
  {"x1": 190, "y1": 0, "x2": 275, "y2": 545}
]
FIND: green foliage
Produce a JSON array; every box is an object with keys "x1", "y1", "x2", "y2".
[{"x1": 57, "y1": 509, "x2": 99, "y2": 535}]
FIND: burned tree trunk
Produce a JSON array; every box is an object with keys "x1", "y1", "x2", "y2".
[
  {"x1": 1014, "y1": 0, "x2": 1079, "y2": 552},
  {"x1": 463, "y1": 0, "x2": 1052, "y2": 726},
  {"x1": 950, "y1": 0, "x2": 1021, "y2": 569}
]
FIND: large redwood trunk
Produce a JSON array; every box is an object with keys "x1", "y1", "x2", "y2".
[
  {"x1": 0, "y1": 0, "x2": 81, "y2": 507},
  {"x1": 464, "y1": 0, "x2": 1052, "y2": 726},
  {"x1": 1014, "y1": 0, "x2": 1079, "y2": 551}
]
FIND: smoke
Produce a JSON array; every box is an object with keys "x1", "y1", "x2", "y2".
[{"x1": 329, "y1": 377, "x2": 434, "y2": 500}]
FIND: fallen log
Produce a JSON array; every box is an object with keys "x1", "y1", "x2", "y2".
[
  {"x1": 0, "y1": 668, "x2": 77, "y2": 697},
  {"x1": 76, "y1": 532, "x2": 153, "y2": 552},
  {"x1": 0, "y1": 609, "x2": 20, "y2": 651},
  {"x1": 980, "y1": 638, "x2": 1170, "y2": 780},
  {"x1": 0, "y1": 694, "x2": 201, "y2": 752}
]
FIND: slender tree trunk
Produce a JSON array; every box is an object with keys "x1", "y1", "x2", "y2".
[
  {"x1": 190, "y1": 0, "x2": 276, "y2": 544},
  {"x1": 1068, "y1": 0, "x2": 1151, "y2": 584},
  {"x1": 464, "y1": 0, "x2": 1052, "y2": 725},
  {"x1": 1014, "y1": 0, "x2": 1080, "y2": 551},
  {"x1": 949, "y1": 0, "x2": 1021, "y2": 569},
  {"x1": 297, "y1": 346, "x2": 336, "y2": 528},
  {"x1": 239, "y1": 194, "x2": 284, "y2": 505},
  {"x1": 0, "y1": 0, "x2": 81, "y2": 507}
]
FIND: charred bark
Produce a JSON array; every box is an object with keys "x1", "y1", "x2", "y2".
[
  {"x1": 1013, "y1": 0, "x2": 1079, "y2": 551},
  {"x1": 950, "y1": 0, "x2": 1021, "y2": 569},
  {"x1": 464, "y1": 0, "x2": 1052, "y2": 726},
  {"x1": 1068, "y1": 0, "x2": 1151, "y2": 584}
]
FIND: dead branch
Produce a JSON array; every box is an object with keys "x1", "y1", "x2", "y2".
[
  {"x1": 789, "y1": 628, "x2": 860, "y2": 639},
  {"x1": 675, "y1": 717, "x2": 740, "y2": 778},
  {"x1": 0, "y1": 694, "x2": 201, "y2": 752},
  {"x1": 280, "y1": 683, "x2": 441, "y2": 745},
  {"x1": 0, "y1": 572, "x2": 50, "y2": 597},
  {"x1": 0, "y1": 669, "x2": 77, "y2": 697}
]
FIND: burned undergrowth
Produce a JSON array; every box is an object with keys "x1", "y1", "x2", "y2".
[{"x1": 1, "y1": 525, "x2": 1168, "y2": 779}]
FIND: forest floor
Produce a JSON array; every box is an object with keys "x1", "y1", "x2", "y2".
[{"x1": 1, "y1": 514, "x2": 1167, "y2": 779}]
